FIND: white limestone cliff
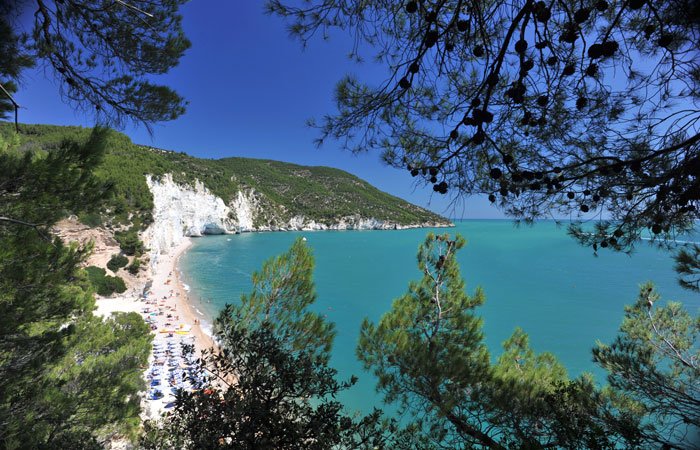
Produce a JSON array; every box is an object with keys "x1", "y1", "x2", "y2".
[
  {"x1": 142, "y1": 174, "x2": 235, "y2": 260},
  {"x1": 141, "y1": 173, "x2": 451, "y2": 264},
  {"x1": 284, "y1": 215, "x2": 447, "y2": 231},
  {"x1": 229, "y1": 191, "x2": 256, "y2": 232}
]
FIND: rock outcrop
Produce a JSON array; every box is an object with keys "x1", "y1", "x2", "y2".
[
  {"x1": 141, "y1": 173, "x2": 452, "y2": 261},
  {"x1": 141, "y1": 174, "x2": 233, "y2": 258}
]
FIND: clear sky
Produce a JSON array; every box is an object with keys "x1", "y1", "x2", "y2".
[{"x1": 13, "y1": 1, "x2": 502, "y2": 219}]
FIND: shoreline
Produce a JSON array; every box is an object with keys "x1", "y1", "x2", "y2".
[
  {"x1": 95, "y1": 237, "x2": 217, "y2": 420},
  {"x1": 171, "y1": 241, "x2": 216, "y2": 353},
  {"x1": 94, "y1": 223, "x2": 455, "y2": 421}
]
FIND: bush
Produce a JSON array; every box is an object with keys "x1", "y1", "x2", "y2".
[
  {"x1": 78, "y1": 212, "x2": 102, "y2": 228},
  {"x1": 107, "y1": 254, "x2": 129, "y2": 272},
  {"x1": 115, "y1": 229, "x2": 144, "y2": 256},
  {"x1": 102, "y1": 276, "x2": 127, "y2": 296},
  {"x1": 127, "y1": 258, "x2": 141, "y2": 275},
  {"x1": 85, "y1": 265, "x2": 106, "y2": 281},
  {"x1": 85, "y1": 266, "x2": 127, "y2": 296}
]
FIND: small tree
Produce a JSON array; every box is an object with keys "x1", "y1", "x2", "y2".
[
  {"x1": 85, "y1": 266, "x2": 127, "y2": 296},
  {"x1": 357, "y1": 233, "x2": 645, "y2": 448},
  {"x1": 594, "y1": 283, "x2": 700, "y2": 449},
  {"x1": 127, "y1": 258, "x2": 141, "y2": 275},
  {"x1": 115, "y1": 228, "x2": 145, "y2": 256},
  {"x1": 107, "y1": 253, "x2": 129, "y2": 273},
  {"x1": 215, "y1": 237, "x2": 335, "y2": 363}
]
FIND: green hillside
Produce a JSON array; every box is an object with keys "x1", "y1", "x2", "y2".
[{"x1": 0, "y1": 123, "x2": 450, "y2": 230}]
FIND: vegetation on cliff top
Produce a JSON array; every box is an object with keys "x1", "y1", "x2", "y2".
[{"x1": 0, "y1": 122, "x2": 451, "y2": 230}]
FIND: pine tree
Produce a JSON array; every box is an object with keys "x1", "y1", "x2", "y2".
[
  {"x1": 357, "y1": 233, "x2": 643, "y2": 448},
  {"x1": 0, "y1": 129, "x2": 152, "y2": 447},
  {"x1": 674, "y1": 244, "x2": 700, "y2": 292},
  {"x1": 216, "y1": 237, "x2": 336, "y2": 363},
  {"x1": 142, "y1": 239, "x2": 391, "y2": 449},
  {"x1": 268, "y1": 0, "x2": 699, "y2": 269},
  {"x1": 1, "y1": 0, "x2": 189, "y2": 128},
  {"x1": 593, "y1": 283, "x2": 700, "y2": 449}
]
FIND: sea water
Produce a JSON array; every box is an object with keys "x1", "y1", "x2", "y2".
[{"x1": 179, "y1": 220, "x2": 699, "y2": 415}]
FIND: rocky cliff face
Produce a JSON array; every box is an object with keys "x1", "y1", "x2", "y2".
[
  {"x1": 142, "y1": 174, "x2": 238, "y2": 259},
  {"x1": 141, "y1": 173, "x2": 451, "y2": 259}
]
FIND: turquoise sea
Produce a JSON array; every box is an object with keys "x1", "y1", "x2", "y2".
[{"x1": 179, "y1": 220, "x2": 699, "y2": 415}]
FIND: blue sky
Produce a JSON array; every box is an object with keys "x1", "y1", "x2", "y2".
[{"x1": 13, "y1": 1, "x2": 502, "y2": 219}]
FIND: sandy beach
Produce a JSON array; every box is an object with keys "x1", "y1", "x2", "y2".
[
  {"x1": 148, "y1": 238, "x2": 215, "y2": 354},
  {"x1": 95, "y1": 237, "x2": 217, "y2": 419}
]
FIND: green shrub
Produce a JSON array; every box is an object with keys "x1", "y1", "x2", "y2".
[
  {"x1": 102, "y1": 276, "x2": 127, "y2": 296},
  {"x1": 106, "y1": 254, "x2": 129, "y2": 272},
  {"x1": 78, "y1": 212, "x2": 102, "y2": 227},
  {"x1": 85, "y1": 265, "x2": 106, "y2": 281},
  {"x1": 127, "y1": 258, "x2": 141, "y2": 275},
  {"x1": 85, "y1": 266, "x2": 127, "y2": 296},
  {"x1": 114, "y1": 229, "x2": 144, "y2": 256}
]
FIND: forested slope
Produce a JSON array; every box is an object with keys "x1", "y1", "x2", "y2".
[{"x1": 0, "y1": 122, "x2": 450, "y2": 229}]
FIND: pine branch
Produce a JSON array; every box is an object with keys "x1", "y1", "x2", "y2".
[
  {"x1": 0, "y1": 215, "x2": 55, "y2": 244},
  {"x1": 0, "y1": 82, "x2": 20, "y2": 132}
]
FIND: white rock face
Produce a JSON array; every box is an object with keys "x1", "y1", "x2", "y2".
[
  {"x1": 141, "y1": 173, "x2": 452, "y2": 266},
  {"x1": 230, "y1": 191, "x2": 256, "y2": 232},
  {"x1": 289, "y1": 215, "x2": 389, "y2": 230},
  {"x1": 142, "y1": 174, "x2": 234, "y2": 260},
  {"x1": 280, "y1": 215, "x2": 450, "y2": 231}
]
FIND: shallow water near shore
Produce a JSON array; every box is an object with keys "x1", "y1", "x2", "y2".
[{"x1": 179, "y1": 219, "x2": 699, "y2": 415}]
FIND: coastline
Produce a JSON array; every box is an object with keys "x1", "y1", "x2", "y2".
[
  {"x1": 94, "y1": 223, "x2": 455, "y2": 421},
  {"x1": 95, "y1": 237, "x2": 217, "y2": 420},
  {"x1": 171, "y1": 240, "x2": 216, "y2": 353}
]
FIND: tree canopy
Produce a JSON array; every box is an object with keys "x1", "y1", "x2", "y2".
[
  {"x1": 268, "y1": 0, "x2": 699, "y2": 258},
  {"x1": 0, "y1": 0, "x2": 190, "y2": 129},
  {"x1": 144, "y1": 233, "x2": 699, "y2": 448},
  {"x1": 358, "y1": 233, "x2": 699, "y2": 449},
  {"x1": 216, "y1": 238, "x2": 336, "y2": 363},
  {"x1": 1, "y1": 1, "x2": 188, "y2": 446},
  {"x1": 0, "y1": 129, "x2": 152, "y2": 447},
  {"x1": 593, "y1": 282, "x2": 700, "y2": 448}
]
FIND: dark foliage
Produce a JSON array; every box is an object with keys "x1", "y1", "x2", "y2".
[
  {"x1": 1, "y1": 0, "x2": 190, "y2": 129},
  {"x1": 107, "y1": 253, "x2": 129, "y2": 273},
  {"x1": 0, "y1": 130, "x2": 150, "y2": 447},
  {"x1": 675, "y1": 244, "x2": 700, "y2": 292},
  {"x1": 127, "y1": 258, "x2": 141, "y2": 275},
  {"x1": 141, "y1": 325, "x2": 390, "y2": 450},
  {"x1": 85, "y1": 265, "x2": 127, "y2": 296},
  {"x1": 115, "y1": 228, "x2": 145, "y2": 256},
  {"x1": 268, "y1": 0, "x2": 699, "y2": 265}
]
